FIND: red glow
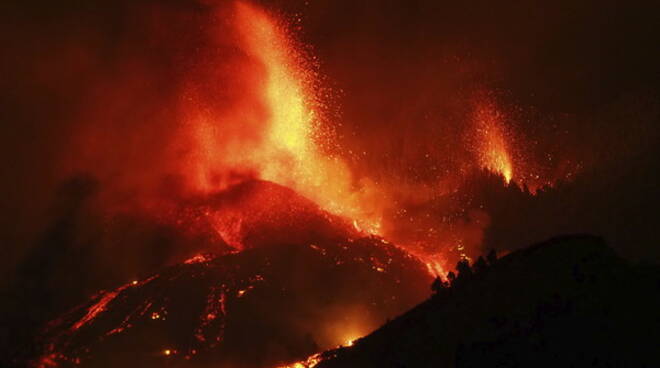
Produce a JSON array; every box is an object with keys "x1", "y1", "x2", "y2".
[
  {"x1": 32, "y1": 2, "x2": 582, "y2": 365},
  {"x1": 55, "y1": 0, "x2": 574, "y2": 272},
  {"x1": 180, "y1": 1, "x2": 384, "y2": 239}
]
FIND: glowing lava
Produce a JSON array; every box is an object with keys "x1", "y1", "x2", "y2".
[
  {"x1": 14, "y1": 0, "x2": 586, "y2": 366},
  {"x1": 186, "y1": 1, "x2": 384, "y2": 240},
  {"x1": 276, "y1": 353, "x2": 325, "y2": 368},
  {"x1": 32, "y1": 237, "x2": 431, "y2": 368},
  {"x1": 474, "y1": 101, "x2": 514, "y2": 183}
]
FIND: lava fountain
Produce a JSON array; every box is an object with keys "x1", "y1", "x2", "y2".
[
  {"x1": 473, "y1": 99, "x2": 514, "y2": 184},
  {"x1": 185, "y1": 1, "x2": 384, "y2": 239}
]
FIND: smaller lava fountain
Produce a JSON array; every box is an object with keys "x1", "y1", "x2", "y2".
[{"x1": 473, "y1": 101, "x2": 514, "y2": 184}]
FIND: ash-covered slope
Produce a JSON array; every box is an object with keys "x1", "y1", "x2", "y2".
[
  {"x1": 316, "y1": 235, "x2": 660, "y2": 368},
  {"x1": 30, "y1": 236, "x2": 431, "y2": 368}
]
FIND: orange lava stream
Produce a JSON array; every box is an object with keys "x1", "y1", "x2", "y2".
[
  {"x1": 275, "y1": 353, "x2": 324, "y2": 368},
  {"x1": 71, "y1": 286, "x2": 128, "y2": 331}
]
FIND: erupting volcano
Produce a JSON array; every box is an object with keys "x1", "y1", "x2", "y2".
[
  {"x1": 3, "y1": 0, "x2": 660, "y2": 367},
  {"x1": 21, "y1": 4, "x2": 442, "y2": 365}
]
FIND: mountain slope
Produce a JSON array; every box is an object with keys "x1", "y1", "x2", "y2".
[
  {"x1": 27, "y1": 237, "x2": 431, "y2": 368},
  {"x1": 316, "y1": 235, "x2": 660, "y2": 368}
]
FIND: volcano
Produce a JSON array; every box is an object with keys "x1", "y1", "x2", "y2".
[
  {"x1": 30, "y1": 181, "x2": 432, "y2": 368},
  {"x1": 3, "y1": 0, "x2": 660, "y2": 367}
]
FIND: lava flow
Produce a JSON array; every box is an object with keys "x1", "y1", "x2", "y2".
[{"x1": 33, "y1": 221, "x2": 432, "y2": 368}]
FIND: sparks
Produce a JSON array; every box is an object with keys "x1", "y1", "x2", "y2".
[
  {"x1": 474, "y1": 101, "x2": 514, "y2": 183},
  {"x1": 188, "y1": 1, "x2": 385, "y2": 238}
]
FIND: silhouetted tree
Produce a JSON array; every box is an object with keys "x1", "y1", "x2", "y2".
[
  {"x1": 486, "y1": 249, "x2": 498, "y2": 265},
  {"x1": 473, "y1": 256, "x2": 487, "y2": 274},
  {"x1": 431, "y1": 277, "x2": 444, "y2": 295},
  {"x1": 447, "y1": 271, "x2": 456, "y2": 285},
  {"x1": 456, "y1": 259, "x2": 472, "y2": 281}
]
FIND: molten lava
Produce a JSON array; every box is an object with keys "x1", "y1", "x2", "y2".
[
  {"x1": 185, "y1": 1, "x2": 383, "y2": 238},
  {"x1": 474, "y1": 101, "x2": 514, "y2": 183},
  {"x1": 33, "y1": 235, "x2": 431, "y2": 368},
  {"x1": 50, "y1": 0, "x2": 571, "y2": 275}
]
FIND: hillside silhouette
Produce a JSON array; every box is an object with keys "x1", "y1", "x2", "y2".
[{"x1": 316, "y1": 235, "x2": 660, "y2": 368}]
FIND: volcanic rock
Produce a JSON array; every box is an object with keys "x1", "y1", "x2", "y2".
[{"x1": 31, "y1": 236, "x2": 432, "y2": 368}]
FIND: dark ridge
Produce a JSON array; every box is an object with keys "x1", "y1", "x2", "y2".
[{"x1": 316, "y1": 234, "x2": 660, "y2": 368}]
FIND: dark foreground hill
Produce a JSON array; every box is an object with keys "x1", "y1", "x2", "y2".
[{"x1": 316, "y1": 235, "x2": 660, "y2": 368}]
